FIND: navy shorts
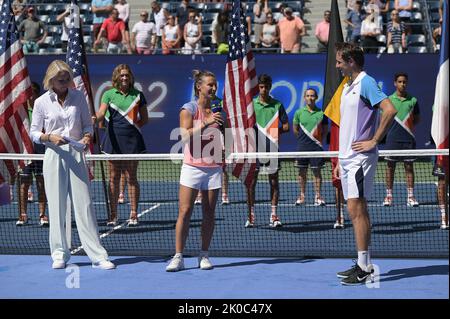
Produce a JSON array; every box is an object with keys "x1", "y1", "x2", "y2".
[
  {"x1": 294, "y1": 157, "x2": 324, "y2": 169},
  {"x1": 294, "y1": 144, "x2": 324, "y2": 169},
  {"x1": 20, "y1": 161, "x2": 43, "y2": 177},
  {"x1": 385, "y1": 140, "x2": 416, "y2": 162}
]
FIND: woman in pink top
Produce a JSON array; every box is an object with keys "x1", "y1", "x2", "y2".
[{"x1": 166, "y1": 70, "x2": 225, "y2": 272}]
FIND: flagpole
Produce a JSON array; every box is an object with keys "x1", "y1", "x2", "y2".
[
  {"x1": 69, "y1": 0, "x2": 111, "y2": 221},
  {"x1": 83, "y1": 64, "x2": 112, "y2": 222}
]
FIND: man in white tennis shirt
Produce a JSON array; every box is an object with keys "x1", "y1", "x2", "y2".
[{"x1": 333, "y1": 42, "x2": 397, "y2": 286}]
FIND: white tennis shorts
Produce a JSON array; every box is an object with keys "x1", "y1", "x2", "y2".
[
  {"x1": 340, "y1": 154, "x2": 378, "y2": 200},
  {"x1": 179, "y1": 163, "x2": 223, "y2": 190}
]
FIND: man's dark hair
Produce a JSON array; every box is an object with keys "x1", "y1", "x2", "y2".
[
  {"x1": 335, "y1": 42, "x2": 365, "y2": 68},
  {"x1": 258, "y1": 74, "x2": 272, "y2": 86},
  {"x1": 394, "y1": 72, "x2": 408, "y2": 81},
  {"x1": 304, "y1": 88, "x2": 318, "y2": 98}
]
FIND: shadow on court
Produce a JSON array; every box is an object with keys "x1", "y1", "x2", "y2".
[
  {"x1": 380, "y1": 264, "x2": 449, "y2": 282},
  {"x1": 213, "y1": 257, "x2": 316, "y2": 269},
  {"x1": 73, "y1": 256, "x2": 168, "y2": 267}
]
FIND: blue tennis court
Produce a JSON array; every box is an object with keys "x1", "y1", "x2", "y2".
[{"x1": 0, "y1": 254, "x2": 447, "y2": 299}]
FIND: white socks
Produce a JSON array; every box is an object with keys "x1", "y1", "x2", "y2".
[{"x1": 357, "y1": 250, "x2": 371, "y2": 272}]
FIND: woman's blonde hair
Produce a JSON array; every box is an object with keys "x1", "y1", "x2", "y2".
[
  {"x1": 42, "y1": 60, "x2": 73, "y2": 90},
  {"x1": 192, "y1": 69, "x2": 216, "y2": 97},
  {"x1": 111, "y1": 64, "x2": 135, "y2": 90}
]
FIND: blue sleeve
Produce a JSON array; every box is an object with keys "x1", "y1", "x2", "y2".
[
  {"x1": 360, "y1": 75, "x2": 387, "y2": 108},
  {"x1": 414, "y1": 100, "x2": 420, "y2": 115}
]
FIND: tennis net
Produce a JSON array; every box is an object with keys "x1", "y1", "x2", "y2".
[{"x1": 0, "y1": 149, "x2": 448, "y2": 258}]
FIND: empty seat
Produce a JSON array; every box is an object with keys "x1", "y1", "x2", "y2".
[
  {"x1": 428, "y1": 1, "x2": 441, "y2": 12},
  {"x1": 202, "y1": 12, "x2": 218, "y2": 24},
  {"x1": 407, "y1": 34, "x2": 426, "y2": 46},
  {"x1": 407, "y1": 46, "x2": 427, "y2": 53},
  {"x1": 412, "y1": 1, "x2": 421, "y2": 11},
  {"x1": 430, "y1": 12, "x2": 441, "y2": 22},
  {"x1": 410, "y1": 12, "x2": 422, "y2": 22},
  {"x1": 205, "y1": 3, "x2": 224, "y2": 13},
  {"x1": 38, "y1": 14, "x2": 50, "y2": 23}
]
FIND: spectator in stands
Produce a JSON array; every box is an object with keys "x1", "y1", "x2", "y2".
[
  {"x1": 162, "y1": 15, "x2": 182, "y2": 55},
  {"x1": 383, "y1": 72, "x2": 420, "y2": 208},
  {"x1": 245, "y1": 74, "x2": 289, "y2": 228},
  {"x1": 92, "y1": 0, "x2": 114, "y2": 52},
  {"x1": 16, "y1": 82, "x2": 48, "y2": 227},
  {"x1": 151, "y1": 1, "x2": 169, "y2": 53},
  {"x1": 166, "y1": 70, "x2": 225, "y2": 272},
  {"x1": 315, "y1": 10, "x2": 331, "y2": 53},
  {"x1": 183, "y1": 10, "x2": 203, "y2": 55},
  {"x1": 253, "y1": 0, "x2": 269, "y2": 48},
  {"x1": 94, "y1": 9, "x2": 128, "y2": 54},
  {"x1": 361, "y1": 9, "x2": 381, "y2": 53},
  {"x1": 212, "y1": 10, "x2": 229, "y2": 54},
  {"x1": 378, "y1": 0, "x2": 391, "y2": 24},
  {"x1": 365, "y1": 0, "x2": 384, "y2": 30},
  {"x1": 95, "y1": 64, "x2": 149, "y2": 227},
  {"x1": 278, "y1": 6, "x2": 305, "y2": 53},
  {"x1": 30, "y1": 60, "x2": 115, "y2": 270},
  {"x1": 12, "y1": 0, "x2": 27, "y2": 24},
  {"x1": 386, "y1": 10, "x2": 406, "y2": 53},
  {"x1": 346, "y1": 0, "x2": 357, "y2": 12},
  {"x1": 260, "y1": 12, "x2": 280, "y2": 53},
  {"x1": 56, "y1": 4, "x2": 71, "y2": 53},
  {"x1": 176, "y1": 0, "x2": 193, "y2": 43},
  {"x1": 131, "y1": 10, "x2": 156, "y2": 54},
  {"x1": 344, "y1": 0, "x2": 365, "y2": 45},
  {"x1": 115, "y1": 0, "x2": 131, "y2": 53},
  {"x1": 394, "y1": 0, "x2": 412, "y2": 34},
  {"x1": 293, "y1": 88, "x2": 328, "y2": 207},
  {"x1": 18, "y1": 7, "x2": 47, "y2": 54},
  {"x1": 432, "y1": 19, "x2": 442, "y2": 53}
]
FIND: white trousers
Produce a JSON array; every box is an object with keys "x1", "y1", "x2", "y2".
[{"x1": 43, "y1": 144, "x2": 109, "y2": 263}]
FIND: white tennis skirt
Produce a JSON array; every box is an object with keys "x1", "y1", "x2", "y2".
[{"x1": 179, "y1": 163, "x2": 223, "y2": 190}]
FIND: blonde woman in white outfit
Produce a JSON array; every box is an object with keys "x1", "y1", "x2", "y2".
[
  {"x1": 183, "y1": 11, "x2": 203, "y2": 55},
  {"x1": 166, "y1": 70, "x2": 224, "y2": 272},
  {"x1": 30, "y1": 60, "x2": 115, "y2": 270}
]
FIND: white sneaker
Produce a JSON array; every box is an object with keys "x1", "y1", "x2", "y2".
[
  {"x1": 383, "y1": 195, "x2": 393, "y2": 206},
  {"x1": 166, "y1": 255, "x2": 185, "y2": 272},
  {"x1": 269, "y1": 214, "x2": 282, "y2": 227},
  {"x1": 52, "y1": 260, "x2": 66, "y2": 269},
  {"x1": 407, "y1": 197, "x2": 419, "y2": 207},
  {"x1": 244, "y1": 213, "x2": 255, "y2": 228},
  {"x1": 441, "y1": 213, "x2": 449, "y2": 230},
  {"x1": 198, "y1": 255, "x2": 213, "y2": 270},
  {"x1": 194, "y1": 198, "x2": 202, "y2": 205},
  {"x1": 92, "y1": 260, "x2": 116, "y2": 270},
  {"x1": 333, "y1": 221, "x2": 344, "y2": 229},
  {"x1": 221, "y1": 196, "x2": 230, "y2": 205},
  {"x1": 314, "y1": 197, "x2": 326, "y2": 206}
]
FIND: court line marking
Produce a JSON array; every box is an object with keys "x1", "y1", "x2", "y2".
[{"x1": 70, "y1": 203, "x2": 161, "y2": 255}]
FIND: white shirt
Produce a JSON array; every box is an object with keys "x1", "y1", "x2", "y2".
[
  {"x1": 154, "y1": 9, "x2": 166, "y2": 36},
  {"x1": 339, "y1": 71, "x2": 387, "y2": 159},
  {"x1": 115, "y1": 3, "x2": 129, "y2": 23},
  {"x1": 132, "y1": 21, "x2": 156, "y2": 48},
  {"x1": 30, "y1": 89, "x2": 93, "y2": 144}
]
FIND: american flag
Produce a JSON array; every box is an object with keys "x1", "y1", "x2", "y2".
[
  {"x1": 0, "y1": 0, "x2": 33, "y2": 203},
  {"x1": 66, "y1": 0, "x2": 94, "y2": 111},
  {"x1": 66, "y1": 0, "x2": 95, "y2": 178},
  {"x1": 222, "y1": 0, "x2": 258, "y2": 187}
]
